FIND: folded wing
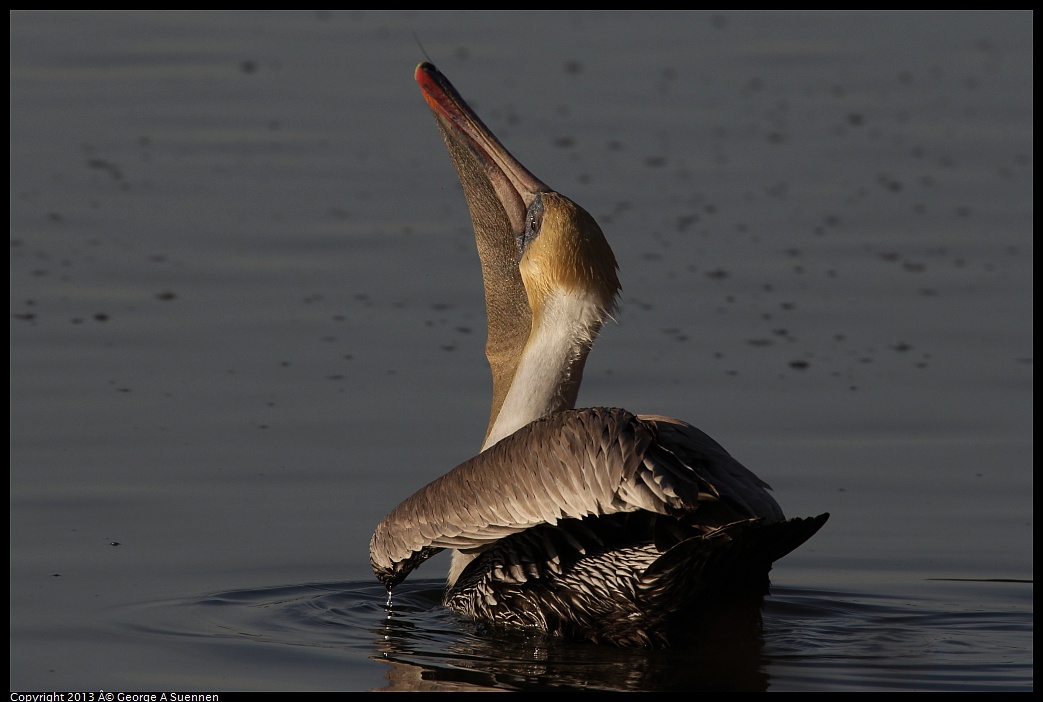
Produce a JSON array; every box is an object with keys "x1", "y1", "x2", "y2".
[{"x1": 370, "y1": 407, "x2": 785, "y2": 587}]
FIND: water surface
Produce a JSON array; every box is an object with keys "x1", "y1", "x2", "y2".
[{"x1": 10, "y1": 10, "x2": 1032, "y2": 691}]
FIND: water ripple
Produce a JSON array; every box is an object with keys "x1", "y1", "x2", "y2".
[{"x1": 117, "y1": 578, "x2": 1031, "y2": 691}]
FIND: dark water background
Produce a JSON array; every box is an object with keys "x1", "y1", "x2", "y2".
[{"x1": 10, "y1": 10, "x2": 1032, "y2": 691}]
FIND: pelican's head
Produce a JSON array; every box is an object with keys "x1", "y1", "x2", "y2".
[{"x1": 517, "y1": 191, "x2": 619, "y2": 327}]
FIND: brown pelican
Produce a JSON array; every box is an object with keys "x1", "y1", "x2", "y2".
[{"x1": 370, "y1": 62, "x2": 828, "y2": 647}]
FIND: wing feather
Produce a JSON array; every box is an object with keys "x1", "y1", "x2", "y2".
[{"x1": 370, "y1": 407, "x2": 782, "y2": 587}]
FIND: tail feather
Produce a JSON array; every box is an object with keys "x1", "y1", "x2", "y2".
[{"x1": 640, "y1": 513, "x2": 830, "y2": 609}]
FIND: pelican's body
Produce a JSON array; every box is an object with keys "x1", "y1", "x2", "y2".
[{"x1": 370, "y1": 63, "x2": 827, "y2": 647}]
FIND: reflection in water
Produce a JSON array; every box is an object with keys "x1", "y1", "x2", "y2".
[
  {"x1": 373, "y1": 583, "x2": 770, "y2": 691},
  {"x1": 121, "y1": 578, "x2": 1031, "y2": 691}
]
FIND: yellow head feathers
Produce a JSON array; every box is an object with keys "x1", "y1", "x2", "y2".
[{"x1": 518, "y1": 192, "x2": 621, "y2": 317}]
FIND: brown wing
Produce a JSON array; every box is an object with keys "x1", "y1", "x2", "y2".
[{"x1": 370, "y1": 407, "x2": 785, "y2": 587}]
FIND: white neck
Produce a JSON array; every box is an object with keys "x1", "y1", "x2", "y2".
[{"x1": 481, "y1": 289, "x2": 607, "y2": 451}]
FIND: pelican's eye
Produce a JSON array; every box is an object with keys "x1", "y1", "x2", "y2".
[{"x1": 517, "y1": 195, "x2": 545, "y2": 260}]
